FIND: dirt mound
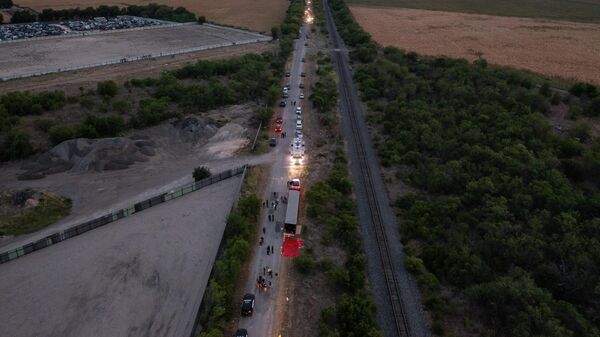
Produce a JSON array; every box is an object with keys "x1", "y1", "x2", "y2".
[
  {"x1": 16, "y1": 116, "x2": 229, "y2": 180},
  {"x1": 19, "y1": 137, "x2": 158, "y2": 180}
]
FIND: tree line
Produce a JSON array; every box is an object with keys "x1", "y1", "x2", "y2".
[
  {"x1": 329, "y1": 0, "x2": 600, "y2": 336},
  {"x1": 7, "y1": 3, "x2": 197, "y2": 24}
]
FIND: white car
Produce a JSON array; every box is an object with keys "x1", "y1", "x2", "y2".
[
  {"x1": 295, "y1": 121, "x2": 303, "y2": 130},
  {"x1": 295, "y1": 107, "x2": 301, "y2": 114},
  {"x1": 299, "y1": 93, "x2": 304, "y2": 99}
]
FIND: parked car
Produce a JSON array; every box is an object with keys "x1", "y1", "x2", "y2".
[
  {"x1": 276, "y1": 116, "x2": 283, "y2": 124},
  {"x1": 269, "y1": 138, "x2": 277, "y2": 147},
  {"x1": 299, "y1": 83, "x2": 304, "y2": 89},
  {"x1": 241, "y1": 293, "x2": 255, "y2": 316},
  {"x1": 299, "y1": 93, "x2": 304, "y2": 99},
  {"x1": 301, "y1": 72, "x2": 306, "y2": 77},
  {"x1": 301, "y1": 58, "x2": 305, "y2": 62},
  {"x1": 279, "y1": 101, "x2": 286, "y2": 107},
  {"x1": 283, "y1": 92, "x2": 289, "y2": 98},
  {"x1": 296, "y1": 107, "x2": 302, "y2": 114},
  {"x1": 235, "y1": 329, "x2": 248, "y2": 337},
  {"x1": 295, "y1": 121, "x2": 303, "y2": 130},
  {"x1": 285, "y1": 71, "x2": 291, "y2": 77}
]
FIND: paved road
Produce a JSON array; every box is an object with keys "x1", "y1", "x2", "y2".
[
  {"x1": 238, "y1": 18, "x2": 310, "y2": 337},
  {"x1": 0, "y1": 176, "x2": 242, "y2": 337},
  {"x1": 322, "y1": 0, "x2": 430, "y2": 336}
]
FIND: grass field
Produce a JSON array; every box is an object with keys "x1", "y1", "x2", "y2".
[
  {"x1": 14, "y1": 0, "x2": 288, "y2": 32},
  {"x1": 346, "y1": 0, "x2": 600, "y2": 23},
  {"x1": 0, "y1": 192, "x2": 71, "y2": 236},
  {"x1": 351, "y1": 6, "x2": 600, "y2": 85}
]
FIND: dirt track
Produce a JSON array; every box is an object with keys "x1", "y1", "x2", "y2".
[
  {"x1": 0, "y1": 42, "x2": 274, "y2": 95},
  {"x1": 351, "y1": 6, "x2": 600, "y2": 85}
]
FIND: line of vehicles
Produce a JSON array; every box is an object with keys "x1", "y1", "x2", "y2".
[{"x1": 237, "y1": 20, "x2": 310, "y2": 337}]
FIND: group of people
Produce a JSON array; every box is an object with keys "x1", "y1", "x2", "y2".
[{"x1": 255, "y1": 266, "x2": 279, "y2": 292}]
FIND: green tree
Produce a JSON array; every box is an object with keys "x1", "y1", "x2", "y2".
[
  {"x1": 271, "y1": 26, "x2": 280, "y2": 39},
  {"x1": 96, "y1": 80, "x2": 118, "y2": 98},
  {"x1": 197, "y1": 16, "x2": 206, "y2": 24},
  {"x1": 1, "y1": 129, "x2": 34, "y2": 161},
  {"x1": 48, "y1": 124, "x2": 76, "y2": 145},
  {"x1": 11, "y1": 10, "x2": 36, "y2": 23},
  {"x1": 193, "y1": 166, "x2": 212, "y2": 181},
  {"x1": 0, "y1": 0, "x2": 13, "y2": 9}
]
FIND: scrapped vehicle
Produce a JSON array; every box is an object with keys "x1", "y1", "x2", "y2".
[{"x1": 241, "y1": 293, "x2": 255, "y2": 316}]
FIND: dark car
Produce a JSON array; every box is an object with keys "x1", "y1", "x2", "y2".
[
  {"x1": 269, "y1": 138, "x2": 277, "y2": 147},
  {"x1": 299, "y1": 83, "x2": 304, "y2": 89},
  {"x1": 241, "y1": 293, "x2": 256, "y2": 315},
  {"x1": 235, "y1": 329, "x2": 248, "y2": 337},
  {"x1": 304, "y1": 42, "x2": 308, "y2": 46},
  {"x1": 300, "y1": 72, "x2": 306, "y2": 77},
  {"x1": 279, "y1": 101, "x2": 286, "y2": 107},
  {"x1": 301, "y1": 57, "x2": 305, "y2": 62},
  {"x1": 285, "y1": 71, "x2": 291, "y2": 77}
]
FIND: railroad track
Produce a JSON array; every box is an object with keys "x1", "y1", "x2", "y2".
[{"x1": 322, "y1": 1, "x2": 413, "y2": 336}]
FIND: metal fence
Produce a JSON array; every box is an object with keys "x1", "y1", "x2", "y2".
[{"x1": 0, "y1": 165, "x2": 247, "y2": 265}]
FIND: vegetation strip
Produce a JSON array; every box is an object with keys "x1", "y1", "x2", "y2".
[
  {"x1": 328, "y1": 0, "x2": 600, "y2": 335},
  {"x1": 299, "y1": 148, "x2": 383, "y2": 337}
]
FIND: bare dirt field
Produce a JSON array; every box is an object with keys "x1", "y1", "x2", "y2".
[
  {"x1": 0, "y1": 175, "x2": 242, "y2": 337},
  {"x1": 15, "y1": 0, "x2": 288, "y2": 32},
  {"x1": 350, "y1": 6, "x2": 600, "y2": 85},
  {"x1": 0, "y1": 41, "x2": 274, "y2": 95},
  {"x1": 0, "y1": 23, "x2": 268, "y2": 80}
]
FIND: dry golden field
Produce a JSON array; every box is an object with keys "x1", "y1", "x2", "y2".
[
  {"x1": 15, "y1": 0, "x2": 288, "y2": 32},
  {"x1": 350, "y1": 6, "x2": 600, "y2": 85}
]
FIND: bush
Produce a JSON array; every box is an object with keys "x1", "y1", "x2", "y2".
[
  {"x1": 584, "y1": 96, "x2": 600, "y2": 117},
  {"x1": 193, "y1": 166, "x2": 212, "y2": 181},
  {"x1": 132, "y1": 97, "x2": 170, "y2": 127},
  {"x1": 11, "y1": 10, "x2": 36, "y2": 23},
  {"x1": 294, "y1": 251, "x2": 317, "y2": 274},
  {"x1": 48, "y1": 124, "x2": 77, "y2": 145},
  {"x1": 97, "y1": 80, "x2": 118, "y2": 97},
  {"x1": 197, "y1": 16, "x2": 206, "y2": 24},
  {"x1": 79, "y1": 114, "x2": 125, "y2": 138},
  {"x1": 0, "y1": 129, "x2": 34, "y2": 161},
  {"x1": 111, "y1": 99, "x2": 132, "y2": 114},
  {"x1": 33, "y1": 118, "x2": 55, "y2": 132}
]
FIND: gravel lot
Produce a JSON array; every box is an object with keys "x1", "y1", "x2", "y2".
[
  {"x1": 0, "y1": 175, "x2": 241, "y2": 337},
  {"x1": 0, "y1": 24, "x2": 267, "y2": 79}
]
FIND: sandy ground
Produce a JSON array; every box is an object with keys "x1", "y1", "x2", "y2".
[
  {"x1": 14, "y1": 0, "x2": 288, "y2": 32},
  {"x1": 0, "y1": 175, "x2": 242, "y2": 337},
  {"x1": 0, "y1": 41, "x2": 274, "y2": 95},
  {"x1": 350, "y1": 6, "x2": 600, "y2": 85},
  {"x1": 0, "y1": 24, "x2": 267, "y2": 80}
]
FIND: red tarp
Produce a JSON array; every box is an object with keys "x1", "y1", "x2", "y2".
[{"x1": 281, "y1": 237, "x2": 303, "y2": 257}]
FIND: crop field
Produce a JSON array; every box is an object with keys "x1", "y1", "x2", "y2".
[
  {"x1": 0, "y1": 24, "x2": 268, "y2": 80},
  {"x1": 346, "y1": 0, "x2": 600, "y2": 23},
  {"x1": 14, "y1": 0, "x2": 288, "y2": 32},
  {"x1": 351, "y1": 6, "x2": 600, "y2": 85}
]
